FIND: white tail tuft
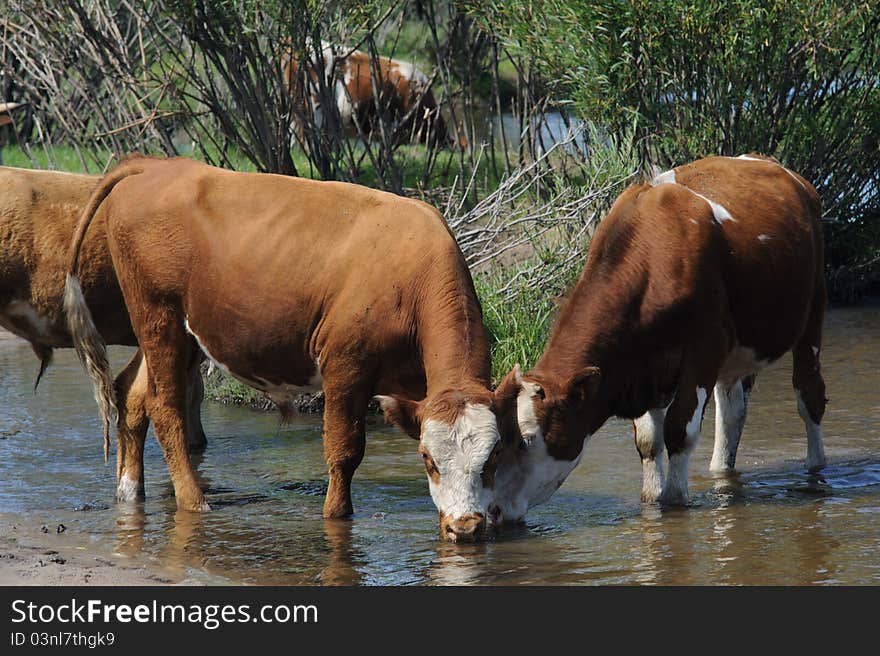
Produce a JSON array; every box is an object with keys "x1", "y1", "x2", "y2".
[{"x1": 64, "y1": 274, "x2": 117, "y2": 461}]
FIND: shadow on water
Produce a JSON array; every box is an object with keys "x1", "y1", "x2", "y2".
[{"x1": 1, "y1": 303, "x2": 879, "y2": 584}]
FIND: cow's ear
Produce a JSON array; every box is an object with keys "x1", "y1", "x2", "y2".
[
  {"x1": 375, "y1": 395, "x2": 423, "y2": 440},
  {"x1": 493, "y1": 364, "x2": 522, "y2": 418},
  {"x1": 565, "y1": 367, "x2": 601, "y2": 408},
  {"x1": 493, "y1": 365, "x2": 523, "y2": 447}
]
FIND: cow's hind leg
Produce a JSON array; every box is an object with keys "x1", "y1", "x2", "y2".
[
  {"x1": 634, "y1": 408, "x2": 666, "y2": 502},
  {"x1": 709, "y1": 374, "x2": 755, "y2": 473},
  {"x1": 141, "y1": 315, "x2": 209, "y2": 512},
  {"x1": 321, "y1": 380, "x2": 369, "y2": 519},
  {"x1": 115, "y1": 350, "x2": 149, "y2": 502},
  {"x1": 793, "y1": 302, "x2": 827, "y2": 472}
]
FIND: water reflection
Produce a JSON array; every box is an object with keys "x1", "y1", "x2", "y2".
[{"x1": 319, "y1": 520, "x2": 363, "y2": 586}]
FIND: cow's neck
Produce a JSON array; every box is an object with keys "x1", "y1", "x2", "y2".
[
  {"x1": 533, "y1": 279, "x2": 642, "y2": 435},
  {"x1": 417, "y1": 267, "x2": 492, "y2": 397}
]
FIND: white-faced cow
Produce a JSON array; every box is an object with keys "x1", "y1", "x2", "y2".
[
  {"x1": 284, "y1": 42, "x2": 452, "y2": 148},
  {"x1": 0, "y1": 166, "x2": 207, "y2": 500},
  {"x1": 65, "y1": 156, "x2": 516, "y2": 541},
  {"x1": 490, "y1": 155, "x2": 827, "y2": 524}
]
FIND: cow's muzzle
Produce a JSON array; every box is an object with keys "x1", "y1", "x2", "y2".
[{"x1": 440, "y1": 513, "x2": 486, "y2": 543}]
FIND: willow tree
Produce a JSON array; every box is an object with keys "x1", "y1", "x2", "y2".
[{"x1": 476, "y1": 0, "x2": 880, "y2": 298}]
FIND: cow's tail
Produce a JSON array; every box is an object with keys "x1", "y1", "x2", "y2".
[{"x1": 65, "y1": 161, "x2": 144, "y2": 462}]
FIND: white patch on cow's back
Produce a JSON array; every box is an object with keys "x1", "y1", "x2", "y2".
[
  {"x1": 421, "y1": 403, "x2": 499, "y2": 521},
  {"x1": 731, "y1": 154, "x2": 806, "y2": 188},
  {"x1": 652, "y1": 169, "x2": 676, "y2": 186},
  {"x1": 758, "y1": 234, "x2": 771, "y2": 243},
  {"x1": 688, "y1": 189, "x2": 735, "y2": 223},
  {"x1": 652, "y1": 170, "x2": 736, "y2": 223}
]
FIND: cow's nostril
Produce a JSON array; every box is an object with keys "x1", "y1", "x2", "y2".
[{"x1": 488, "y1": 504, "x2": 501, "y2": 522}]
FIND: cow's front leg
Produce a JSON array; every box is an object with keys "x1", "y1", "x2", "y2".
[
  {"x1": 115, "y1": 350, "x2": 149, "y2": 502},
  {"x1": 633, "y1": 408, "x2": 666, "y2": 502},
  {"x1": 321, "y1": 384, "x2": 368, "y2": 519},
  {"x1": 659, "y1": 383, "x2": 710, "y2": 506}
]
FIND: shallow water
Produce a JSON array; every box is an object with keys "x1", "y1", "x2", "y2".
[{"x1": 1, "y1": 304, "x2": 878, "y2": 585}]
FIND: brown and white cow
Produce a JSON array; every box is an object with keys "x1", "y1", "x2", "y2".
[
  {"x1": 490, "y1": 155, "x2": 828, "y2": 523},
  {"x1": 65, "y1": 156, "x2": 515, "y2": 541},
  {"x1": 0, "y1": 166, "x2": 207, "y2": 500},
  {"x1": 284, "y1": 42, "x2": 452, "y2": 148}
]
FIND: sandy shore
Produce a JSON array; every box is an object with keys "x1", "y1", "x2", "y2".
[{"x1": 0, "y1": 514, "x2": 192, "y2": 586}]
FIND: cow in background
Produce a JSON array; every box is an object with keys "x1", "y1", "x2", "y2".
[{"x1": 283, "y1": 42, "x2": 453, "y2": 148}]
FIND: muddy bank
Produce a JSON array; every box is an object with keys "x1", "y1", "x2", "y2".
[{"x1": 0, "y1": 514, "x2": 190, "y2": 586}]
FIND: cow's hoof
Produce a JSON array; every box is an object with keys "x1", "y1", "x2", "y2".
[
  {"x1": 178, "y1": 498, "x2": 211, "y2": 512},
  {"x1": 658, "y1": 489, "x2": 690, "y2": 507}
]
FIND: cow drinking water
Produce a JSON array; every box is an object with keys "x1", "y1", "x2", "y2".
[
  {"x1": 65, "y1": 156, "x2": 515, "y2": 541},
  {"x1": 490, "y1": 155, "x2": 828, "y2": 524}
]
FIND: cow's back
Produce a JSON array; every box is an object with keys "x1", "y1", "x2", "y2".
[{"x1": 102, "y1": 159, "x2": 463, "y2": 383}]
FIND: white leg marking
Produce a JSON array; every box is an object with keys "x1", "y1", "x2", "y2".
[
  {"x1": 797, "y1": 390, "x2": 826, "y2": 471},
  {"x1": 710, "y1": 380, "x2": 748, "y2": 472},
  {"x1": 634, "y1": 409, "x2": 666, "y2": 502},
  {"x1": 661, "y1": 387, "x2": 707, "y2": 505},
  {"x1": 116, "y1": 474, "x2": 141, "y2": 502},
  {"x1": 757, "y1": 234, "x2": 771, "y2": 243}
]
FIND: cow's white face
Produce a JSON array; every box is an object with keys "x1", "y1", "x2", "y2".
[
  {"x1": 419, "y1": 403, "x2": 501, "y2": 541},
  {"x1": 376, "y1": 396, "x2": 502, "y2": 542}
]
